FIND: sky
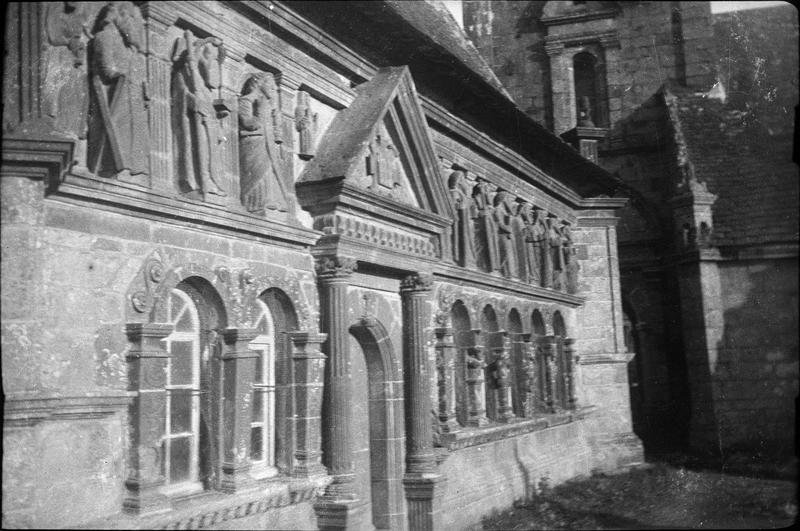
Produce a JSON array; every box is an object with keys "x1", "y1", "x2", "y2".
[{"x1": 441, "y1": 1, "x2": 791, "y2": 29}]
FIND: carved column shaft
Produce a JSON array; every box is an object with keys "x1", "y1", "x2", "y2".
[
  {"x1": 143, "y1": 15, "x2": 174, "y2": 191},
  {"x1": 317, "y1": 258, "x2": 357, "y2": 500},
  {"x1": 434, "y1": 327, "x2": 459, "y2": 433},
  {"x1": 494, "y1": 333, "x2": 515, "y2": 423},
  {"x1": 564, "y1": 338, "x2": 578, "y2": 410},
  {"x1": 289, "y1": 331, "x2": 328, "y2": 478},
  {"x1": 465, "y1": 328, "x2": 489, "y2": 427},
  {"x1": 124, "y1": 323, "x2": 172, "y2": 514},
  {"x1": 217, "y1": 328, "x2": 259, "y2": 492},
  {"x1": 401, "y1": 274, "x2": 436, "y2": 474},
  {"x1": 539, "y1": 335, "x2": 558, "y2": 413}
]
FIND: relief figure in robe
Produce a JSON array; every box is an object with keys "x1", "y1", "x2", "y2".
[
  {"x1": 518, "y1": 202, "x2": 541, "y2": 285},
  {"x1": 547, "y1": 216, "x2": 565, "y2": 290},
  {"x1": 561, "y1": 222, "x2": 579, "y2": 294},
  {"x1": 493, "y1": 190, "x2": 518, "y2": 279},
  {"x1": 238, "y1": 73, "x2": 288, "y2": 213},
  {"x1": 448, "y1": 170, "x2": 476, "y2": 268},
  {"x1": 44, "y1": 1, "x2": 92, "y2": 147},
  {"x1": 295, "y1": 90, "x2": 318, "y2": 160},
  {"x1": 472, "y1": 179, "x2": 501, "y2": 273},
  {"x1": 172, "y1": 30, "x2": 226, "y2": 197},
  {"x1": 87, "y1": 1, "x2": 149, "y2": 179}
]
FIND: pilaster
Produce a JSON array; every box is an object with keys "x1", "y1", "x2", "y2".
[
  {"x1": 217, "y1": 328, "x2": 259, "y2": 493},
  {"x1": 289, "y1": 331, "x2": 328, "y2": 478},
  {"x1": 434, "y1": 327, "x2": 460, "y2": 433},
  {"x1": 123, "y1": 323, "x2": 173, "y2": 515}
]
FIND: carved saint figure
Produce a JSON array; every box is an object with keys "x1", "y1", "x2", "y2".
[
  {"x1": 172, "y1": 30, "x2": 226, "y2": 197},
  {"x1": 528, "y1": 207, "x2": 547, "y2": 286},
  {"x1": 367, "y1": 131, "x2": 402, "y2": 191},
  {"x1": 561, "y1": 222, "x2": 579, "y2": 294},
  {"x1": 577, "y1": 95, "x2": 595, "y2": 127},
  {"x1": 472, "y1": 179, "x2": 501, "y2": 274},
  {"x1": 238, "y1": 73, "x2": 288, "y2": 213},
  {"x1": 493, "y1": 190, "x2": 518, "y2": 279},
  {"x1": 448, "y1": 170, "x2": 476, "y2": 268},
  {"x1": 515, "y1": 202, "x2": 538, "y2": 285},
  {"x1": 547, "y1": 216, "x2": 565, "y2": 290},
  {"x1": 87, "y1": 1, "x2": 149, "y2": 179},
  {"x1": 295, "y1": 90, "x2": 318, "y2": 160},
  {"x1": 44, "y1": 1, "x2": 92, "y2": 142}
]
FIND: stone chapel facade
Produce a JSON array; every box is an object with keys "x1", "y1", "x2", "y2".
[
  {"x1": 464, "y1": 0, "x2": 798, "y2": 460},
  {"x1": 3, "y1": 2, "x2": 642, "y2": 529}
]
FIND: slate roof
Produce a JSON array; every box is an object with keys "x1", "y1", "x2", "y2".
[
  {"x1": 672, "y1": 90, "x2": 798, "y2": 248},
  {"x1": 289, "y1": 0, "x2": 623, "y2": 198}
]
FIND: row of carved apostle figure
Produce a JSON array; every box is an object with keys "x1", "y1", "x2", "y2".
[
  {"x1": 48, "y1": 1, "x2": 317, "y2": 214},
  {"x1": 449, "y1": 170, "x2": 579, "y2": 293}
]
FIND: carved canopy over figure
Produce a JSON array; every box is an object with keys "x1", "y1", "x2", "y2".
[
  {"x1": 493, "y1": 190, "x2": 518, "y2": 279},
  {"x1": 547, "y1": 216, "x2": 565, "y2": 290},
  {"x1": 561, "y1": 221, "x2": 579, "y2": 294},
  {"x1": 171, "y1": 29, "x2": 227, "y2": 197},
  {"x1": 295, "y1": 90, "x2": 318, "y2": 160},
  {"x1": 448, "y1": 170, "x2": 477, "y2": 268},
  {"x1": 472, "y1": 179, "x2": 501, "y2": 274},
  {"x1": 238, "y1": 73, "x2": 288, "y2": 213},
  {"x1": 87, "y1": 1, "x2": 149, "y2": 179}
]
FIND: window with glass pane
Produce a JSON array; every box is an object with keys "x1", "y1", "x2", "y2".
[
  {"x1": 163, "y1": 288, "x2": 200, "y2": 487},
  {"x1": 249, "y1": 300, "x2": 276, "y2": 475}
]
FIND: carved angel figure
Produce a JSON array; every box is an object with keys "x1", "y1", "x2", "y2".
[
  {"x1": 238, "y1": 73, "x2": 288, "y2": 213},
  {"x1": 171, "y1": 30, "x2": 226, "y2": 197},
  {"x1": 87, "y1": 1, "x2": 149, "y2": 179}
]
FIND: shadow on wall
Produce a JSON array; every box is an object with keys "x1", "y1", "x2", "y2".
[{"x1": 701, "y1": 258, "x2": 798, "y2": 462}]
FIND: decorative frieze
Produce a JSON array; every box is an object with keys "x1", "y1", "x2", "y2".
[{"x1": 313, "y1": 214, "x2": 438, "y2": 258}]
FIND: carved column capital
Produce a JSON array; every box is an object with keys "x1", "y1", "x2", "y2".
[
  {"x1": 315, "y1": 255, "x2": 357, "y2": 281},
  {"x1": 400, "y1": 272, "x2": 434, "y2": 293}
]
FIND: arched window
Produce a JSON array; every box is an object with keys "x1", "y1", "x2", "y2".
[
  {"x1": 249, "y1": 299, "x2": 277, "y2": 476},
  {"x1": 552, "y1": 311, "x2": 569, "y2": 409},
  {"x1": 507, "y1": 309, "x2": 524, "y2": 417},
  {"x1": 163, "y1": 287, "x2": 202, "y2": 491},
  {"x1": 451, "y1": 301, "x2": 472, "y2": 427}
]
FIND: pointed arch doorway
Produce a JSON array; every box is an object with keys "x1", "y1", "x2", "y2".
[{"x1": 349, "y1": 320, "x2": 405, "y2": 531}]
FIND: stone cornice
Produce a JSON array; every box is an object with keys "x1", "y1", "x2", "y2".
[
  {"x1": 1, "y1": 137, "x2": 75, "y2": 188},
  {"x1": 4, "y1": 392, "x2": 132, "y2": 427},
  {"x1": 433, "y1": 264, "x2": 585, "y2": 307},
  {"x1": 544, "y1": 30, "x2": 621, "y2": 50},
  {"x1": 49, "y1": 173, "x2": 320, "y2": 249},
  {"x1": 541, "y1": 9, "x2": 619, "y2": 27}
]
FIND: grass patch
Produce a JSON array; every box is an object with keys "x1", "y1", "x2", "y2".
[{"x1": 482, "y1": 463, "x2": 797, "y2": 530}]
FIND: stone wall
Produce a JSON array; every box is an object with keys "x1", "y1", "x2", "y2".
[{"x1": 713, "y1": 258, "x2": 799, "y2": 456}]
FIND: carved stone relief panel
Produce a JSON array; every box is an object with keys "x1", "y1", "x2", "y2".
[
  {"x1": 171, "y1": 29, "x2": 228, "y2": 199},
  {"x1": 86, "y1": 1, "x2": 149, "y2": 183},
  {"x1": 355, "y1": 121, "x2": 418, "y2": 206},
  {"x1": 313, "y1": 213, "x2": 437, "y2": 259}
]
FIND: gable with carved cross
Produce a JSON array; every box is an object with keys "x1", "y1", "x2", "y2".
[{"x1": 296, "y1": 66, "x2": 454, "y2": 267}]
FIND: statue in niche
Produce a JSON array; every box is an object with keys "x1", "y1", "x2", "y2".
[
  {"x1": 295, "y1": 90, "x2": 318, "y2": 160},
  {"x1": 493, "y1": 190, "x2": 518, "y2": 279},
  {"x1": 547, "y1": 216, "x2": 565, "y2": 290},
  {"x1": 44, "y1": 1, "x2": 93, "y2": 147},
  {"x1": 698, "y1": 222, "x2": 713, "y2": 248},
  {"x1": 530, "y1": 207, "x2": 548, "y2": 287},
  {"x1": 171, "y1": 30, "x2": 227, "y2": 198},
  {"x1": 518, "y1": 202, "x2": 543, "y2": 285},
  {"x1": 86, "y1": 1, "x2": 149, "y2": 180},
  {"x1": 238, "y1": 73, "x2": 288, "y2": 213},
  {"x1": 472, "y1": 179, "x2": 501, "y2": 274},
  {"x1": 448, "y1": 170, "x2": 476, "y2": 268},
  {"x1": 561, "y1": 222, "x2": 579, "y2": 294},
  {"x1": 577, "y1": 95, "x2": 595, "y2": 127}
]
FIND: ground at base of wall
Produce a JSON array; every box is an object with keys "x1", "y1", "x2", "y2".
[{"x1": 481, "y1": 462, "x2": 797, "y2": 530}]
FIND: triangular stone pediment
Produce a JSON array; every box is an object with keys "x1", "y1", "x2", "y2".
[{"x1": 297, "y1": 66, "x2": 454, "y2": 224}]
